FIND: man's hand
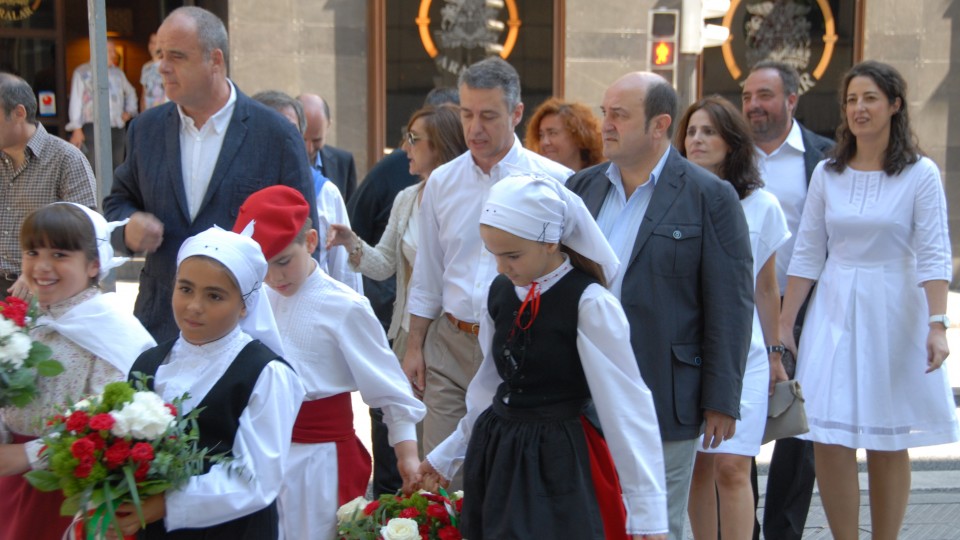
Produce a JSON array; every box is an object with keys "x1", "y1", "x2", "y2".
[
  {"x1": 394, "y1": 440, "x2": 421, "y2": 495},
  {"x1": 417, "y1": 459, "x2": 449, "y2": 493},
  {"x1": 124, "y1": 211, "x2": 164, "y2": 254},
  {"x1": 6, "y1": 275, "x2": 31, "y2": 300},
  {"x1": 702, "y1": 410, "x2": 736, "y2": 450},
  {"x1": 402, "y1": 348, "x2": 426, "y2": 399},
  {"x1": 104, "y1": 494, "x2": 165, "y2": 539},
  {"x1": 69, "y1": 129, "x2": 85, "y2": 149},
  {"x1": 121, "y1": 112, "x2": 133, "y2": 123}
]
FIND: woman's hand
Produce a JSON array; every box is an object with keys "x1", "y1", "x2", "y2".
[
  {"x1": 417, "y1": 459, "x2": 449, "y2": 493},
  {"x1": 326, "y1": 223, "x2": 356, "y2": 251},
  {"x1": 105, "y1": 494, "x2": 165, "y2": 539},
  {"x1": 779, "y1": 321, "x2": 798, "y2": 358},
  {"x1": 769, "y1": 353, "x2": 789, "y2": 395},
  {"x1": 926, "y1": 326, "x2": 950, "y2": 373}
]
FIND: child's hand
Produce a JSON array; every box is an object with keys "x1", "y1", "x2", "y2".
[
  {"x1": 417, "y1": 459, "x2": 449, "y2": 493},
  {"x1": 0, "y1": 443, "x2": 29, "y2": 476},
  {"x1": 394, "y1": 440, "x2": 421, "y2": 495},
  {"x1": 107, "y1": 494, "x2": 166, "y2": 539},
  {"x1": 6, "y1": 275, "x2": 31, "y2": 300}
]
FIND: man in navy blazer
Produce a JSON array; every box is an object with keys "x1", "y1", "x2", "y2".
[
  {"x1": 103, "y1": 6, "x2": 318, "y2": 342},
  {"x1": 566, "y1": 72, "x2": 753, "y2": 540}
]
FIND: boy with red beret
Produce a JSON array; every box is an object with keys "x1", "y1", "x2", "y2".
[{"x1": 233, "y1": 185, "x2": 425, "y2": 540}]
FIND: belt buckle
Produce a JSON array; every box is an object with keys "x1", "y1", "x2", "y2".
[{"x1": 469, "y1": 323, "x2": 480, "y2": 335}]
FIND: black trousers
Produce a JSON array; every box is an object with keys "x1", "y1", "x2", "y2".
[
  {"x1": 81, "y1": 124, "x2": 126, "y2": 174},
  {"x1": 370, "y1": 407, "x2": 402, "y2": 497}
]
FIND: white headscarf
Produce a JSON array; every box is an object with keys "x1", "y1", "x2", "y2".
[
  {"x1": 176, "y1": 225, "x2": 284, "y2": 356},
  {"x1": 55, "y1": 203, "x2": 129, "y2": 281},
  {"x1": 480, "y1": 174, "x2": 620, "y2": 284}
]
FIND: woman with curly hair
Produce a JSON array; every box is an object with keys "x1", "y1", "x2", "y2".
[
  {"x1": 524, "y1": 98, "x2": 603, "y2": 171},
  {"x1": 780, "y1": 60, "x2": 958, "y2": 540},
  {"x1": 676, "y1": 96, "x2": 790, "y2": 540}
]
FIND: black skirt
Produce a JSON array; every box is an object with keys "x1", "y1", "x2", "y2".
[{"x1": 461, "y1": 398, "x2": 605, "y2": 540}]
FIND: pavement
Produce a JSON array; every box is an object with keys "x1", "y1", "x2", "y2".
[{"x1": 113, "y1": 280, "x2": 960, "y2": 538}]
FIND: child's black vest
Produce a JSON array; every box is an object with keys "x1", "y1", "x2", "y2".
[
  {"x1": 488, "y1": 269, "x2": 597, "y2": 409},
  {"x1": 129, "y1": 339, "x2": 284, "y2": 540}
]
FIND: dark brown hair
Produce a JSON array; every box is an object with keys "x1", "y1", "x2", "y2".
[
  {"x1": 561, "y1": 245, "x2": 607, "y2": 288},
  {"x1": 675, "y1": 96, "x2": 764, "y2": 200},
  {"x1": 524, "y1": 98, "x2": 604, "y2": 169},
  {"x1": 827, "y1": 60, "x2": 920, "y2": 176},
  {"x1": 406, "y1": 104, "x2": 468, "y2": 172},
  {"x1": 20, "y1": 204, "x2": 99, "y2": 285}
]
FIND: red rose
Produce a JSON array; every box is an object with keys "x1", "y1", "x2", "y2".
[
  {"x1": 165, "y1": 403, "x2": 177, "y2": 417},
  {"x1": 399, "y1": 507, "x2": 420, "y2": 519},
  {"x1": 88, "y1": 413, "x2": 116, "y2": 431},
  {"x1": 65, "y1": 411, "x2": 90, "y2": 433},
  {"x1": 70, "y1": 437, "x2": 95, "y2": 459},
  {"x1": 420, "y1": 524, "x2": 429, "y2": 534},
  {"x1": 427, "y1": 504, "x2": 450, "y2": 524},
  {"x1": 363, "y1": 500, "x2": 379, "y2": 515},
  {"x1": 131, "y1": 442, "x2": 154, "y2": 462},
  {"x1": 438, "y1": 526, "x2": 461, "y2": 540},
  {"x1": 85, "y1": 432, "x2": 106, "y2": 450},
  {"x1": 134, "y1": 460, "x2": 150, "y2": 482},
  {"x1": 104, "y1": 440, "x2": 131, "y2": 469},
  {"x1": 455, "y1": 499, "x2": 462, "y2": 513}
]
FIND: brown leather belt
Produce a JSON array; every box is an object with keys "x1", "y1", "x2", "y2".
[{"x1": 445, "y1": 312, "x2": 480, "y2": 335}]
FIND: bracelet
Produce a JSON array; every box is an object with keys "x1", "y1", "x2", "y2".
[
  {"x1": 349, "y1": 240, "x2": 363, "y2": 260},
  {"x1": 765, "y1": 344, "x2": 785, "y2": 355}
]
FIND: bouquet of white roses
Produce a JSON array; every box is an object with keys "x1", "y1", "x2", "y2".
[
  {"x1": 25, "y1": 378, "x2": 216, "y2": 539},
  {"x1": 0, "y1": 296, "x2": 63, "y2": 408}
]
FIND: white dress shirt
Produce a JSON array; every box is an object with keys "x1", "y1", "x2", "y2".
[
  {"x1": 407, "y1": 136, "x2": 573, "y2": 323},
  {"x1": 155, "y1": 325, "x2": 305, "y2": 531},
  {"x1": 316, "y1": 180, "x2": 363, "y2": 293},
  {"x1": 755, "y1": 120, "x2": 808, "y2": 294},
  {"x1": 178, "y1": 82, "x2": 237, "y2": 221},
  {"x1": 426, "y1": 259, "x2": 668, "y2": 536}
]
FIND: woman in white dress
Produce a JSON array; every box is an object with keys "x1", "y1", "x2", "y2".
[
  {"x1": 781, "y1": 60, "x2": 959, "y2": 540},
  {"x1": 676, "y1": 96, "x2": 790, "y2": 540}
]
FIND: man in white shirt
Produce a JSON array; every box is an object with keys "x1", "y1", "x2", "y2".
[
  {"x1": 741, "y1": 60, "x2": 834, "y2": 540},
  {"x1": 252, "y1": 90, "x2": 362, "y2": 293},
  {"x1": 66, "y1": 39, "x2": 138, "y2": 171},
  {"x1": 403, "y1": 57, "x2": 572, "y2": 483},
  {"x1": 103, "y1": 6, "x2": 317, "y2": 342}
]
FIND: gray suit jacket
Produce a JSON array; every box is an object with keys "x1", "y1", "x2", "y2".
[
  {"x1": 567, "y1": 147, "x2": 754, "y2": 441},
  {"x1": 104, "y1": 85, "x2": 318, "y2": 342}
]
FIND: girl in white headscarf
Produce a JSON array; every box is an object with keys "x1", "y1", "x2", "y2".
[
  {"x1": 0, "y1": 203, "x2": 155, "y2": 540},
  {"x1": 418, "y1": 175, "x2": 669, "y2": 540},
  {"x1": 110, "y1": 226, "x2": 305, "y2": 539}
]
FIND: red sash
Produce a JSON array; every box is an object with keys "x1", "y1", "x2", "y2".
[
  {"x1": 292, "y1": 393, "x2": 372, "y2": 505},
  {"x1": 580, "y1": 417, "x2": 629, "y2": 540}
]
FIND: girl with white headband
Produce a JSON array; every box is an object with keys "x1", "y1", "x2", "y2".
[
  {"x1": 0, "y1": 203, "x2": 155, "y2": 540},
  {"x1": 109, "y1": 226, "x2": 305, "y2": 539},
  {"x1": 418, "y1": 175, "x2": 669, "y2": 539}
]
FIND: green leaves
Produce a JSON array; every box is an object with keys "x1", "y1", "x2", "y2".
[{"x1": 24, "y1": 469, "x2": 61, "y2": 492}]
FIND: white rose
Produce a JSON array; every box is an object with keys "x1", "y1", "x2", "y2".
[
  {"x1": 452, "y1": 490, "x2": 464, "y2": 500},
  {"x1": 0, "y1": 331, "x2": 31, "y2": 368},
  {"x1": 110, "y1": 391, "x2": 174, "y2": 439},
  {"x1": 336, "y1": 496, "x2": 369, "y2": 525},
  {"x1": 0, "y1": 318, "x2": 17, "y2": 339},
  {"x1": 73, "y1": 398, "x2": 92, "y2": 411},
  {"x1": 380, "y1": 518, "x2": 420, "y2": 540}
]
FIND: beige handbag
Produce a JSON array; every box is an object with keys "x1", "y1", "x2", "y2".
[{"x1": 762, "y1": 380, "x2": 809, "y2": 444}]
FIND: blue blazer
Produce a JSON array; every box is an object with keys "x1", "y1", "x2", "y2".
[
  {"x1": 104, "y1": 85, "x2": 318, "y2": 342},
  {"x1": 567, "y1": 147, "x2": 754, "y2": 441}
]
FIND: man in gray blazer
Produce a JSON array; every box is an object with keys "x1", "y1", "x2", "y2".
[
  {"x1": 566, "y1": 72, "x2": 753, "y2": 540},
  {"x1": 104, "y1": 7, "x2": 317, "y2": 342}
]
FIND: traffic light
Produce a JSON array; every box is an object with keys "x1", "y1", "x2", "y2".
[
  {"x1": 648, "y1": 9, "x2": 678, "y2": 86},
  {"x1": 680, "y1": 0, "x2": 731, "y2": 54}
]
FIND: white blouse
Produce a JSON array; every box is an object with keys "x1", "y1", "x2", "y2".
[
  {"x1": 154, "y1": 325, "x2": 305, "y2": 531},
  {"x1": 426, "y1": 260, "x2": 668, "y2": 536}
]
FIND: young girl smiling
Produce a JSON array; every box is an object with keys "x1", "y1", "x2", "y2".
[{"x1": 0, "y1": 203, "x2": 155, "y2": 540}]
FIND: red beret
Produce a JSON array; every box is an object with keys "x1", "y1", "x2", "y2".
[{"x1": 233, "y1": 185, "x2": 310, "y2": 260}]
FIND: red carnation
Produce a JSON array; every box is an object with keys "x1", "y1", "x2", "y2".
[
  {"x1": 399, "y1": 507, "x2": 420, "y2": 519},
  {"x1": 131, "y1": 442, "x2": 155, "y2": 462},
  {"x1": 134, "y1": 460, "x2": 150, "y2": 482},
  {"x1": 427, "y1": 503, "x2": 450, "y2": 524},
  {"x1": 420, "y1": 524, "x2": 430, "y2": 534},
  {"x1": 74, "y1": 456, "x2": 95, "y2": 478},
  {"x1": 85, "y1": 432, "x2": 106, "y2": 450},
  {"x1": 70, "y1": 437, "x2": 95, "y2": 459},
  {"x1": 455, "y1": 498, "x2": 462, "y2": 513},
  {"x1": 363, "y1": 500, "x2": 379, "y2": 515},
  {"x1": 438, "y1": 526, "x2": 462, "y2": 540},
  {"x1": 104, "y1": 440, "x2": 131, "y2": 469},
  {"x1": 165, "y1": 403, "x2": 177, "y2": 417},
  {"x1": 0, "y1": 297, "x2": 28, "y2": 327},
  {"x1": 65, "y1": 410, "x2": 90, "y2": 433},
  {"x1": 88, "y1": 413, "x2": 116, "y2": 431}
]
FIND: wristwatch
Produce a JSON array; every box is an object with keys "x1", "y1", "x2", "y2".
[
  {"x1": 765, "y1": 344, "x2": 786, "y2": 355},
  {"x1": 929, "y1": 314, "x2": 951, "y2": 329}
]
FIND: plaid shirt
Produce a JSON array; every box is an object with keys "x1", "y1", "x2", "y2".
[{"x1": 0, "y1": 123, "x2": 98, "y2": 275}]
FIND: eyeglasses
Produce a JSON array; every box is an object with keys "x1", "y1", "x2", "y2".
[{"x1": 405, "y1": 131, "x2": 426, "y2": 146}]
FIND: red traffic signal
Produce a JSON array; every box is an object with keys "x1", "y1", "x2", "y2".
[{"x1": 651, "y1": 40, "x2": 676, "y2": 67}]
